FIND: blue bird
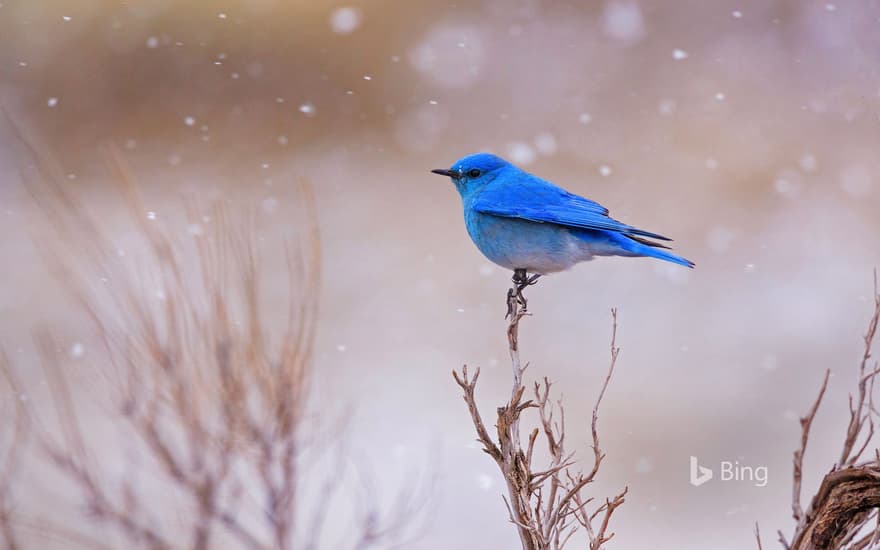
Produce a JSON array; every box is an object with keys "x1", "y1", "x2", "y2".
[{"x1": 432, "y1": 153, "x2": 693, "y2": 290}]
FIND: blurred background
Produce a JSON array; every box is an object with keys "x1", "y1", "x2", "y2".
[{"x1": 2, "y1": 0, "x2": 880, "y2": 548}]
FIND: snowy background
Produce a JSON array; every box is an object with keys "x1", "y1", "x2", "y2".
[{"x1": 2, "y1": 0, "x2": 880, "y2": 548}]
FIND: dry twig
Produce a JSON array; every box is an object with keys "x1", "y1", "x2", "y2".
[
  {"x1": 454, "y1": 277, "x2": 625, "y2": 550},
  {"x1": 782, "y1": 273, "x2": 880, "y2": 549}
]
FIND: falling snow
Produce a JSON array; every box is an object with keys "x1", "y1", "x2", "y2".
[
  {"x1": 658, "y1": 99, "x2": 676, "y2": 115},
  {"x1": 773, "y1": 169, "x2": 803, "y2": 198},
  {"x1": 409, "y1": 25, "x2": 485, "y2": 90},
  {"x1": 635, "y1": 457, "x2": 654, "y2": 474},
  {"x1": 507, "y1": 142, "x2": 536, "y2": 165},
  {"x1": 672, "y1": 48, "x2": 689, "y2": 60},
  {"x1": 69, "y1": 342, "x2": 85, "y2": 358},
  {"x1": 602, "y1": 1, "x2": 645, "y2": 44},
  {"x1": 534, "y1": 132, "x2": 557, "y2": 156},
  {"x1": 799, "y1": 154, "x2": 817, "y2": 172},
  {"x1": 330, "y1": 7, "x2": 362, "y2": 34},
  {"x1": 476, "y1": 474, "x2": 494, "y2": 490}
]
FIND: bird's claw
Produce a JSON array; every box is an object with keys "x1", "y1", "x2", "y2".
[{"x1": 507, "y1": 269, "x2": 540, "y2": 318}]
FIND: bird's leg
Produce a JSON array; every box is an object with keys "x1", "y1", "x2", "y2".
[
  {"x1": 507, "y1": 269, "x2": 541, "y2": 318},
  {"x1": 517, "y1": 273, "x2": 541, "y2": 311}
]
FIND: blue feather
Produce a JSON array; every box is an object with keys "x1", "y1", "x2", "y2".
[{"x1": 434, "y1": 152, "x2": 694, "y2": 273}]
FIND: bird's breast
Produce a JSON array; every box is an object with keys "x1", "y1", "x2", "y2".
[{"x1": 463, "y1": 210, "x2": 586, "y2": 274}]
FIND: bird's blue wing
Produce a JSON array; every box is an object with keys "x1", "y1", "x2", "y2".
[{"x1": 472, "y1": 174, "x2": 672, "y2": 241}]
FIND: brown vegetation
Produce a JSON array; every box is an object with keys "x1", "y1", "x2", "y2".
[
  {"x1": 0, "y1": 144, "x2": 427, "y2": 549},
  {"x1": 762, "y1": 275, "x2": 880, "y2": 550},
  {"x1": 453, "y1": 279, "x2": 626, "y2": 550}
]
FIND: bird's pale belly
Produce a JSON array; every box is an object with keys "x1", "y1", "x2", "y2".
[{"x1": 465, "y1": 212, "x2": 596, "y2": 274}]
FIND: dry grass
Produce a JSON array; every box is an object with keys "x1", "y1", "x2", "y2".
[{"x1": 0, "y1": 138, "x2": 428, "y2": 549}]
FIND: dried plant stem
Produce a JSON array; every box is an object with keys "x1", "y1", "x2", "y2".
[
  {"x1": 454, "y1": 276, "x2": 625, "y2": 550},
  {"x1": 504, "y1": 279, "x2": 539, "y2": 550},
  {"x1": 0, "y1": 133, "x2": 428, "y2": 550},
  {"x1": 792, "y1": 370, "x2": 830, "y2": 527},
  {"x1": 781, "y1": 272, "x2": 880, "y2": 550}
]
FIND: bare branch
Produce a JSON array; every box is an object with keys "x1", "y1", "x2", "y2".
[
  {"x1": 792, "y1": 369, "x2": 830, "y2": 524},
  {"x1": 452, "y1": 366, "x2": 502, "y2": 462},
  {"x1": 455, "y1": 288, "x2": 625, "y2": 549},
  {"x1": 783, "y1": 272, "x2": 880, "y2": 549}
]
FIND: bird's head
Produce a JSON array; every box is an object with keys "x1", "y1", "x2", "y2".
[{"x1": 431, "y1": 153, "x2": 512, "y2": 198}]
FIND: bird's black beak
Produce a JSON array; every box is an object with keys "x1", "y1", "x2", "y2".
[{"x1": 431, "y1": 168, "x2": 458, "y2": 178}]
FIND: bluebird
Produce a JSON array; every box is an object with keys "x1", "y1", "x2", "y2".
[{"x1": 432, "y1": 153, "x2": 693, "y2": 305}]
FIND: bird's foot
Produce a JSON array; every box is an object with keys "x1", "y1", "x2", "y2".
[{"x1": 507, "y1": 269, "x2": 541, "y2": 318}]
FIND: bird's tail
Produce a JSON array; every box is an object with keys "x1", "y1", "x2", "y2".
[{"x1": 622, "y1": 235, "x2": 695, "y2": 268}]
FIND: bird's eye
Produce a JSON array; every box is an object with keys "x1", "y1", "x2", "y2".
[{"x1": 467, "y1": 169, "x2": 481, "y2": 178}]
